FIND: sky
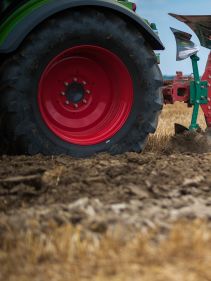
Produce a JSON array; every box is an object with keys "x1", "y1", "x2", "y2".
[{"x1": 133, "y1": 0, "x2": 210, "y2": 75}]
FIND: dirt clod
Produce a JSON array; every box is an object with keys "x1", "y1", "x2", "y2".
[{"x1": 165, "y1": 130, "x2": 211, "y2": 154}]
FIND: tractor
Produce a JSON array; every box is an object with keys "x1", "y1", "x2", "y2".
[
  {"x1": 0, "y1": 0, "x2": 164, "y2": 157},
  {"x1": 0, "y1": 1, "x2": 210, "y2": 157}
]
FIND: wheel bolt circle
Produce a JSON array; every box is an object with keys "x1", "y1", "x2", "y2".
[{"x1": 63, "y1": 79, "x2": 90, "y2": 107}]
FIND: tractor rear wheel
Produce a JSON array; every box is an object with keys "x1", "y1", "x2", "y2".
[{"x1": 0, "y1": 9, "x2": 163, "y2": 157}]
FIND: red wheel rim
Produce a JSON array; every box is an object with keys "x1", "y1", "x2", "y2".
[{"x1": 38, "y1": 45, "x2": 133, "y2": 145}]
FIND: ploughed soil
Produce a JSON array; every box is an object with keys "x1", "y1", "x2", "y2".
[
  {"x1": 1, "y1": 104, "x2": 211, "y2": 280},
  {"x1": 1, "y1": 132, "x2": 211, "y2": 281},
  {"x1": 0, "y1": 132, "x2": 211, "y2": 235}
]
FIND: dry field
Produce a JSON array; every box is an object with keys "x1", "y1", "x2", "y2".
[{"x1": 0, "y1": 103, "x2": 211, "y2": 281}]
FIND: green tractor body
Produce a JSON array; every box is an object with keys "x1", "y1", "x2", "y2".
[{"x1": 0, "y1": 0, "x2": 164, "y2": 53}]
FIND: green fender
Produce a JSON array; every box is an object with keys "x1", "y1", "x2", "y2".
[{"x1": 0, "y1": 0, "x2": 165, "y2": 54}]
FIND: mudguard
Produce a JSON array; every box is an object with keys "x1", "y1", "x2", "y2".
[{"x1": 0, "y1": 0, "x2": 164, "y2": 54}]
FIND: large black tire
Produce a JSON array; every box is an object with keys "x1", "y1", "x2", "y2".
[{"x1": 0, "y1": 8, "x2": 163, "y2": 157}]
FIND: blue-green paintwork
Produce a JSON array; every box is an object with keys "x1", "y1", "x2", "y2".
[{"x1": 189, "y1": 54, "x2": 208, "y2": 130}]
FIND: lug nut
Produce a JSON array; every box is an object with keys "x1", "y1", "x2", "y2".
[
  {"x1": 82, "y1": 81, "x2": 87, "y2": 85},
  {"x1": 86, "y1": 90, "x2": 91, "y2": 94},
  {"x1": 74, "y1": 104, "x2": 79, "y2": 108},
  {"x1": 83, "y1": 99, "x2": 87, "y2": 104},
  {"x1": 73, "y1": 77, "x2": 78, "y2": 82},
  {"x1": 65, "y1": 100, "x2": 70, "y2": 105},
  {"x1": 64, "y1": 82, "x2": 69, "y2": 87},
  {"x1": 61, "y1": 91, "x2": 66, "y2": 96}
]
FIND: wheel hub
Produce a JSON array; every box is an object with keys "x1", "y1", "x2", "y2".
[{"x1": 65, "y1": 81, "x2": 85, "y2": 103}]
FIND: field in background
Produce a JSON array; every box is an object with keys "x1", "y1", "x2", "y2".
[{"x1": 0, "y1": 104, "x2": 211, "y2": 281}]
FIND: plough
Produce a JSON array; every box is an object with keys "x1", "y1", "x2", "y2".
[{"x1": 163, "y1": 14, "x2": 211, "y2": 133}]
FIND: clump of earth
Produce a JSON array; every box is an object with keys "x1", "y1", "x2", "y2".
[{"x1": 165, "y1": 129, "x2": 211, "y2": 154}]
